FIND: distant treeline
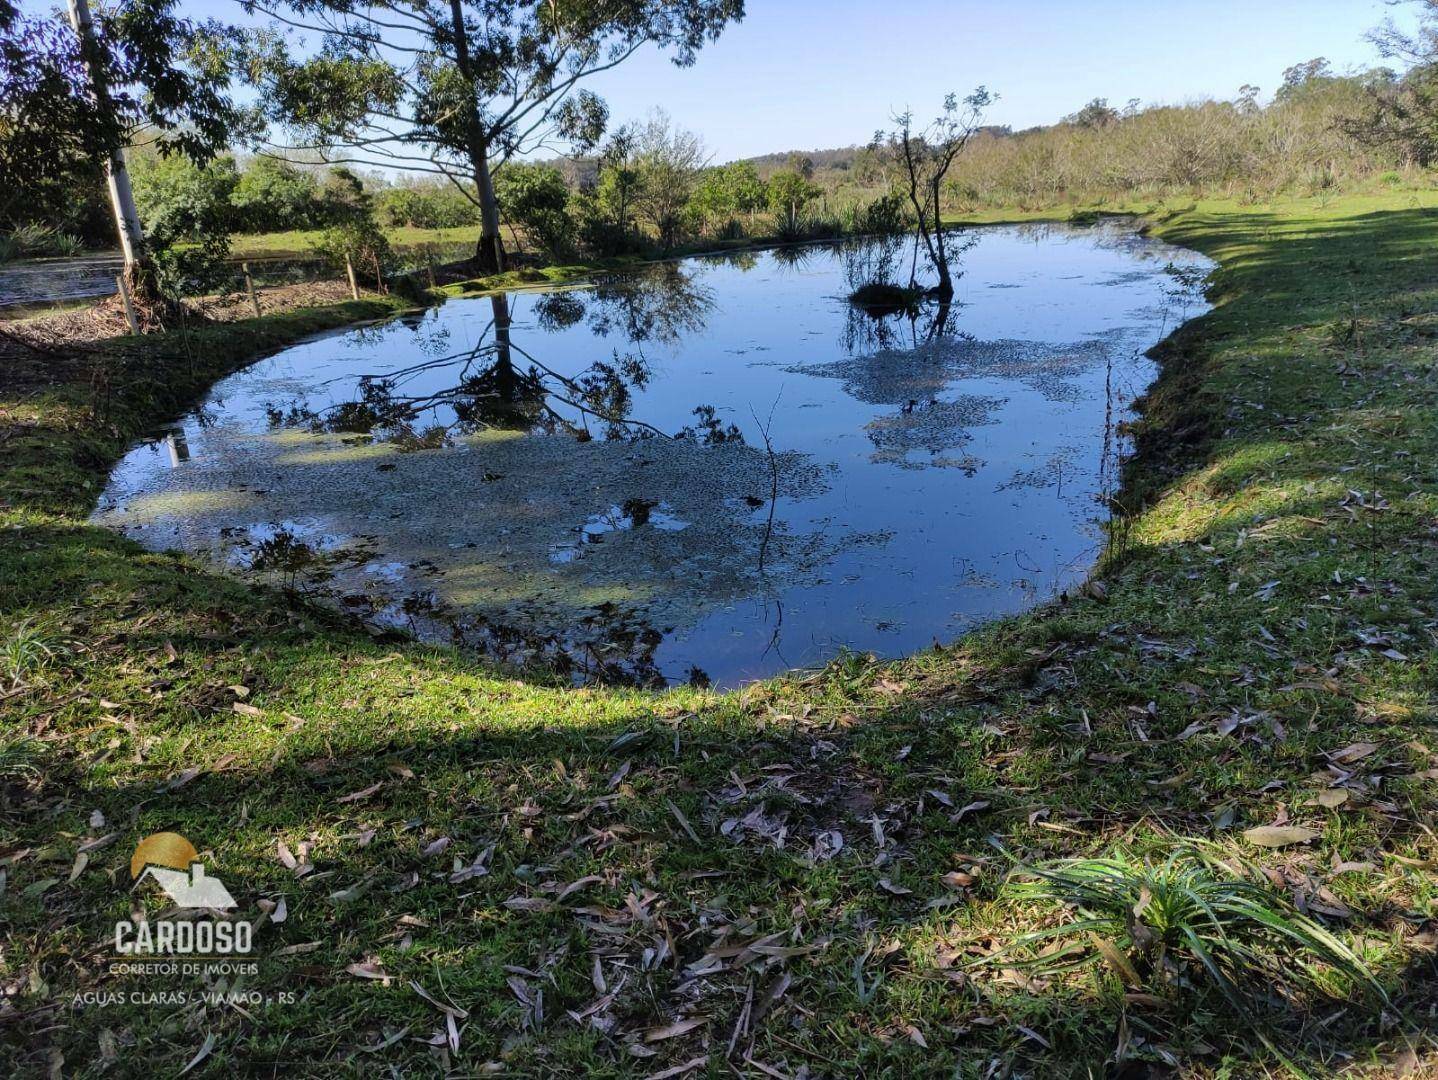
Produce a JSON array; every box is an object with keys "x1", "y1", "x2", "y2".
[
  {"x1": 750, "y1": 61, "x2": 1417, "y2": 212},
  {"x1": 3, "y1": 56, "x2": 1429, "y2": 266}
]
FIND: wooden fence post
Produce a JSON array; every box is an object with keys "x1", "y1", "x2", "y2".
[
  {"x1": 344, "y1": 255, "x2": 360, "y2": 300},
  {"x1": 115, "y1": 274, "x2": 141, "y2": 335},
  {"x1": 242, "y1": 262, "x2": 262, "y2": 319}
]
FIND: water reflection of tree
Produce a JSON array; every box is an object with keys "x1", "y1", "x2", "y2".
[
  {"x1": 839, "y1": 231, "x2": 975, "y2": 354},
  {"x1": 842, "y1": 296, "x2": 963, "y2": 355},
  {"x1": 265, "y1": 264, "x2": 718, "y2": 445}
]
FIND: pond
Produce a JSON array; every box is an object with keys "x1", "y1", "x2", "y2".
[{"x1": 93, "y1": 222, "x2": 1212, "y2": 687}]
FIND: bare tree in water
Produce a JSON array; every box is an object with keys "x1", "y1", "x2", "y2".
[{"x1": 875, "y1": 88, "x2": 993, "y2": 301}]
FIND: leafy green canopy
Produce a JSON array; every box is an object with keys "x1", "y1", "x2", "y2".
[
  {"x1": 243, "y1": 1, "x2": 742, "y2": 206},
  {"x1": 0, "y1": 0, "x2": 251, "y2": 237}
]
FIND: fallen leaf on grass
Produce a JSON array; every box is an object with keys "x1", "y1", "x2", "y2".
[
  {"x1": 255, "y1": 896, "x2": 287, "y2": 924},
  {"x1": 178, "y1": 1034, "x2": 216, "y2": 1076},
  {"x1": 337, "y1": 781, "x2": 384, "y2": 804},
  {"x1": 503, "y1": 896, "x2": 557, "y2": 913},
  {"x1": 276, "y1": 941, "x2": 319, "y2": 956},
  {"x1": 329, "y1": 878, "x2": 374, "y2": 905},
  {"x1": 421, "y1": 836, "x2": 452, "y2": 858},
  {"x1": 232, "y1": 701, "x2": 264, "y2": 718},
  {"x1": 1243, "y1": 825, "x2": 1320, "y2": 848},
  {"x1": 877, "y1": 878, "x2": 912, "y2": 895},
  {"x1": 649, "y1": 1057, "x2": 708, "y2": 1079},
  {"x1": 1092, "y1": 937, "x2": 1141, "y2": 986},
  {"x1": 1329, "y1": 742, "x2": 1378, "y2": 764},
  {"x1": 1016, "y1": 1025, "x2": 1052, "y2": 1049},
  {"x1": 644, "y1": 1016, "x2": 708, "y2": 1042},
  {"x1": 356, "y1": 1027, "x2": 410, "y2": 1054},
  {"x1": 162, "y1": 767, "x2": 202, "y2": 791},
  {"x1": 1315, "y1": 788, "x2": 1350, "y2": 809},
  {"x1": 665, "y1": 798, "x2": 700, "y2": 842},
  {"x1": 411, "y1": 980, "x2": 469, "y2": 1020},
  {"x1": 940, "y1": 870, "x2": 976, "y2": 890},
  {"x1": 810, "y1": 830, "x2": 844, "y2": 861},
  {"x1": 950, "y1": 800, "x2": 990, "y2": 823},
  {"x1": 345, "y1": 961, "x2": 391, "y2": 983}
]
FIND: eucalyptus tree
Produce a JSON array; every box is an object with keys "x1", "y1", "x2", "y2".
[
  {"x1": 875, "y1": 88, "x2": 992, "y2": 301},
  {"x1": 2, "y1": 0, "x2": 247, "y2": 298},
  {"x1": 245, "y1": 0, "x2": 744, "y2": 272},
  {"x1": 1357, "y1": 1, "x2": 1438, "y2": 164},
  {"x1": 630, "y1": 111, "x2": 706, "y2": 247}
]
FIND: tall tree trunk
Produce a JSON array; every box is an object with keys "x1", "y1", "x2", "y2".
[
  {"x1": 448, "y1": 0, "x2": 504, "y2": 273},
  {"x1": 67, "y1": 0, "x2": 155, "y2": 295},
  {"x1": 473, "y1": 144, "x2": 505, "y2": 274},
  {"x1": 929, "y1": 173, "x2": 952, "y2": 300}
]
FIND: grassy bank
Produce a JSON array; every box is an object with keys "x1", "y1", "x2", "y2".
[
  {"x1": 2, "y1": 194, "x2": 1436, "y2": 1077},
  {"x1": 230, "y1": 224, "x2": 485, "y2": 261}
]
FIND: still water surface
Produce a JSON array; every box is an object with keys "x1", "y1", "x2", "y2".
[{"x1": 93, "y1": 223, "x2": 1211, "y2": 686}]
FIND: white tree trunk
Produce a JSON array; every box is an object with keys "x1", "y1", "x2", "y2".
[{"x1": 67, "y1": 0, "x2": 148, "y2": 271}]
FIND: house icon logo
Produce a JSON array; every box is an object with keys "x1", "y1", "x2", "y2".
[{"x1": 130, "y1": 832, "x2": 237, "y2": 910}]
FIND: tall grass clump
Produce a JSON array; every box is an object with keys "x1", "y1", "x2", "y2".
[
  {"x1": 2, "y1": 619, "x2": 61, "y2": 688},
  {"x1": 988, "y1": 844, "x2": 1387, "y2": 1031}
]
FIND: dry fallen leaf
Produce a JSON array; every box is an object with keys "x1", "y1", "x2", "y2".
[
  {"x1": 1092, "y1": 937, "x2": 1141, "y2": 986},
  {"x1": 345, "y1": 961, "x2": 391, "y2": 983},
  {"x1": 940, "y1": 870, "x2": 976, "y2": 890},
  {"x1": 1329, "y1": 742, "x2": 1378, "y2": 764},
  {"x1": 644, "y1": 1016, "x2": 709, "y2": 1043},
  {"x1": 178, "y1": 1033, "x2": 216, "y2": 1076},
  {"x1": 336, "y1": 780, "x2": 384, "y2": 804},
  {"x1": 1315, "y1": 788, "x2": 1349, "y2": 809},
  {"x1": 1243, "y1": 825, "x2": 1320, "y2": 848},
  {"x1": 422, "y1": 836, "x2": 452, "y2": 858}
]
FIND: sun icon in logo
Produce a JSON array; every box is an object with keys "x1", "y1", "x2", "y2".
[{"x1": 130, "y1": 832, "x2": 199, "y2": 880}]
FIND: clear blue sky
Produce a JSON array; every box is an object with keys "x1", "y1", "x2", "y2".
[
  {"x1": 61, "y1": 0, "x2": 1412, "y2": 163},
  {"x1": 580, "y1": 0, "x2": 1406, "y2": 160}
]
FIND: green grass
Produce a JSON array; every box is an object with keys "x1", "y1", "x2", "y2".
[
  {"x1": 229, "y1": 224, "x2": 486, "y2": 260},
  {"x1": 3, "y1": 192, "x2": 1437, "y2": 1076}
]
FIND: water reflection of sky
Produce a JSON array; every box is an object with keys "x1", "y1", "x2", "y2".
[{"x1": 95, "y1": 222, "x2": 1212, "y2": 687}]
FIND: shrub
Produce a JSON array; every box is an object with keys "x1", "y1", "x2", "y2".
[
  {"x1": 766, "y1": 169, "x2": 820, "y2": 218},
  {"x1": 495, "y1": 164, "x2": 574, "y2": 258},
  {"x1": 312, "y1": 215, "x2": 393, "y2": 291},
  {"x1": 229, "y1": 157, "x2": 317, "y2": 232},
  {"x1": 0, "y1": 223, "x2": 86, "y2": 259},
  {"x1": 379, "y1": 185, "x2": 481, "y2": 230},
  {"x1": 846, "y1": 192, "x2": 907, "y2": 236}
]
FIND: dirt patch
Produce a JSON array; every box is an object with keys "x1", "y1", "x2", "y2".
[
  {"x1": 0, "y1": 281, "x2": 377, "y2": 359},
  {"x1": 188, "y1": 280, "x2": 373, "y2": 322}
]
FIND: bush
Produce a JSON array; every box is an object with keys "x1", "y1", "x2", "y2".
[
  {"x1": 311, "y1": 216, "x2": 393, "y2": 290},
  {"x1": 571, "y1": 188, "x2": 646, "y2": 257},
  {"x1": 495, "y1": 164, "x2": 574, "y2": 258},
  {"x1": 766, "y1": 169, "x2": 820, "y2": 217},
  {"x1": 846, "y1": 192, "x2": 907, "y2": 236},
  {"x1": 379, "y1": 185, "x2": 481, "y2": 230},
  {"x1": 129, "y1": 151, "x2": 237, "y2": 297},
  {"x1": 944, "y1": 74, "x2": 1392, "y2": 208},
  {"x1": 989, "y1": 843, "x2": 1386, "y2": 1042},
  {"x1": 229, "y1": 157, "x2": 317, "y2": 232}
]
